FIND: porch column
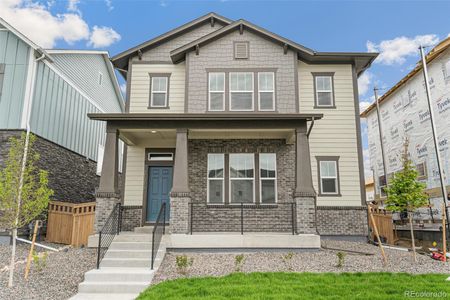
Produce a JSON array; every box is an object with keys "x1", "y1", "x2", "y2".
[
  {"x1": 94, "y1": 126, "x2": 120, "y2": 232},
  {"x1": 294, "y1": 123, "x2": 317, "y2": 234},
  {"x1": 170, "y1": 128, "x2": 191, "y2": 234}
]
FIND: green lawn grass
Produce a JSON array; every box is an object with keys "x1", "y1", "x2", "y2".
[{"x1": 137, "y1": 272, "x2": 450, "y2": 300}]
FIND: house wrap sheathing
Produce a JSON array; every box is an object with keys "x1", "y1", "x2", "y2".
[{"x1": 361, "y1": 37, "x2": 450, "y2": 220}]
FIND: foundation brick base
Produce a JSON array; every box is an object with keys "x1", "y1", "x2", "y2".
[
  {"x1": 121, "y1": 206, "x2": 142, "y2": 231},
  {"x1": 295, "y1": 197, "x2": 317, "y2": 234},
  {"x1": 94, "y1": 197, "x2": 120, "y2": 232},
  {"x1": 316, "y1": 206, "x2": 368, "y2": 236},
  {"x1": 170, "y1": 196, "x2": 190, "y2": 234}
]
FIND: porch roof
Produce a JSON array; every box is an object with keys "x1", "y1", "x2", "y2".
[
  {"x1": 88, "y1": 113, "x2": 323, "y2": 131},
  {"x1": 88, "y1": 113, "x2": 322, "y2": 121}
]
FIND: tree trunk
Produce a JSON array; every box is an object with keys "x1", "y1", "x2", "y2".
[
  {"x1": 8, "y1": 228, "x2": 17, "y2": 287},
  {"x1": 409, "y1": 212, "x2": 417, "y2": 262}
]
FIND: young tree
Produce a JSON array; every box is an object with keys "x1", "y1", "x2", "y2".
[
  {"x1": 384, "y1": 138, "x2": 428, "y2": 262},
  {"x1": 0, "y1": 133, "x2": 53, "y2": 287}
]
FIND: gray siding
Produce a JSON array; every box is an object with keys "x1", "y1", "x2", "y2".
[
  {"x1": 133, "y1": 23, "x2": 224, "y2": 62},
  {"x1": 187, "y1": 30, "x2": 297, "y2": 113},
  {"x1": 49, "y1": 53, "x2": 122, "y2": 112},
  {"x1": 30, "y1": 61, "x2": 106, "y2": 161},
  {"x1": 0, "y1": 29, "x2": 30, "y2": 128}
]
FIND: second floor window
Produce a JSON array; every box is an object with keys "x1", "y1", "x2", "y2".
[
  {"x1": 150, "y1": 76, "x2": 169, "y2": 108},
  {"x1": 258, "y1": 72, "x2": 275, "y2": 111},
  {"x1": 314, "y1": 74, "x2": 334, "y2": 108},
  {"x1": 230, "y1": 72, "x2": 253, "y2": 111},
  {"x1": 209, "y1": 73, "x2": 225, "y2": 111}
]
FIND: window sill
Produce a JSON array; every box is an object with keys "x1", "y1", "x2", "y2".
[
  {"x1": 148, "y1": 106, "x2": 171, "y2": 109},
  {"x1": 314, "y1": 106, "x2": 337, "y2": 109},
  {"x1": 205, "y1": 203, "x2": 278, "y2": 208},
  {"x1": 317, "y1": 193, "x2": 342, "y2": 197}
]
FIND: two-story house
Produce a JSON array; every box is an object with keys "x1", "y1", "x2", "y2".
[
  {"x1": 91, "y1": 13, "x2": 377, "y2": 241},
  {"x1": 0, "y1": 17, "x2": 124, "y2": 204}
]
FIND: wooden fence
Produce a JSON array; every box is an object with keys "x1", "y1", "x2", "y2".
[
  {"x1": 369, "y1": 205, "x2": 397, "y2": 245},
  {"x1": 46, "y1": 201, "x2": 95, "y2": 247}
]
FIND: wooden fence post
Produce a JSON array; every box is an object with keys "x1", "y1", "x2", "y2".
[{"x1": 24, "y1": 220, "x2": 40, "y2": 279}]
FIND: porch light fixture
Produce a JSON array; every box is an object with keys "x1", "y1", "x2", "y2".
[{"x1": 151, "y1": 130, "x2": 157, "y2": 133}]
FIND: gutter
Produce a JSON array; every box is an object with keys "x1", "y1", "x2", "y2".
[{"x1": 306, "y1": 117, "x2": 315, "y2": 137}]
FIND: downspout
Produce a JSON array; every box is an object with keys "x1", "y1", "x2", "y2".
[{"x1": 306, "y1": 117, "x2": 315, "y2": 138}]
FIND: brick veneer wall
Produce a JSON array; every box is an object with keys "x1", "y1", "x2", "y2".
[
  {"x1": 188, "y1": 139, "x2": 297, "y2": 232},
  {"x1": 316, "y1": 206, "x2": 368, "y2": 236},
  {"x1": 121, "y1": 206, "x2": 142, "y2": 231},
  {"x1": 0, "y1": 130, "x2": 99, "y2": 203}
]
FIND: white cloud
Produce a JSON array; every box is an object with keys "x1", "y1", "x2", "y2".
[
  {"x1": 367, "y1": 34, "x2": 439, "y2": 65},
  {"x1": 363, "y1": 148, "x2": 373, "y2": 181},
  {"x1": 120, "y1": 83, "x2": 126, "y2": 95},
  {"x1": 88, "y1": 26, "x2": 121, "y2": 48},
  {"x1": 359, "y1": 101, "x2": 371, "y2": 113},
  {"x1": 358, "y1": 71, "x2": 372, "y2": 96},
  {"x1": 67, "y1": 0, "x2": 80, "y2": 13},
  {"x1": 0, "y1": 0, "x2": 120, "y2": 49},
  {"x1": 104, "y1": 0, "x2": 114, "y2": 11}
]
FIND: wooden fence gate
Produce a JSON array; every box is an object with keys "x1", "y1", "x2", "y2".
[
  {"x1": 46, "y1": 201, "x2": 95, "y2": 247},
  {"x1": 369, "y1": 205, "x2": 397, "y2": 245}
]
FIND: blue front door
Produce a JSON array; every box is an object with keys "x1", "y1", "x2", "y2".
[{"x1": 147, "y1": 166, "x2": 172, "y2": 222}]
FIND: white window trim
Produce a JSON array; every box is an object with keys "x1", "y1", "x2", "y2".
[
  {"x1": 258, "y1": 72, "x2": 275, "y2": 111},
  {"x1": 208, "y1": 72, "x2": 225, "y2": 111},
  {"x1": 259, "y1": 153, "x2": 277, "y2": 204},
  {"x1": 207, "y1": 154, "x2": 225, "y2": 204},
  {"x1": 150, "y1": 76, "x2": 168, "y2": 108},
  {"x1": 229, "y1": 72, "x2": 254, "y2": 111},
  {"x1": 315, "y1": 76, "x2": 334, "y2": 107},
  {"x1": 229, "y1": 153, "x2": 255, "y2": 204},
  {"x1": 319, "y1": 161, "x2": 339, "y2": 195}
]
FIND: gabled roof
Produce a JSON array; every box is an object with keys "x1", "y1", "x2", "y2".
[
  {"x1": 0, "y1": 17, "x2": 53, "y2": 62},
  {"x1": 170, "y1": 19, "x2": 378, "y2": 77},
  {"x1": 45, "y1": 49, "x2": 125, "y2": 111},
  {"x1": 360, "y1": 36, "x2": 450, "y2": 117},
  {"x1": 111, "y1": 12, "x2": 232, "y2": 71}
]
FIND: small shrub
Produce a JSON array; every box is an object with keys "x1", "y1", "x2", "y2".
[
  {"x1": 282, "y1": 252, "x2": 295, "y2": 271},
  {"x1": 336, "y1": 252, "x2": 346, "y2": 268},
  {"x1": 234, "y1": 254, "x2": 245, "y2": 272},
  {"x1": 176, "y1": 255, "x2": 193, "y2": 275},
  {"x1": 32, "y1": 251, "x2": 48, "y2": 272}
]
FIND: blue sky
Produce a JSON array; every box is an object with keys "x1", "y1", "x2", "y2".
[{"x1": 1, "y1": 0, "x2": 449, "y2": 178}]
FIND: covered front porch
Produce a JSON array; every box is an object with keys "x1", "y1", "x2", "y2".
[{"x1": 90, "y1": 113, "x2": 323, "y2": 237}]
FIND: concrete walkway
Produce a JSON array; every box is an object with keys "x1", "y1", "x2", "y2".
[{"x1": 71, "y1": 227, "x2": 165, "y2": 300}]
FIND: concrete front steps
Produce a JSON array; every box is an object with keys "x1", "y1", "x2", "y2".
[{"x1": 71, "y1": 227, "x2": 166, "y2": 300}]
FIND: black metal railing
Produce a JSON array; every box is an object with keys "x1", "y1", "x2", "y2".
[
  {"x1": 96, "y1": 203, "x2": 122, "y2": 269},
  {"x1": 189, "y1": 202, "x2": 297, "y2": 235},
  {"x1": 151, "y1": 202, "x2": 166, "y2": 270}
]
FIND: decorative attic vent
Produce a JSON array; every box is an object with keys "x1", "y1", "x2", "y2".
[{"x1": 234, "y1": 42, "x2": 249, "y2": 59}]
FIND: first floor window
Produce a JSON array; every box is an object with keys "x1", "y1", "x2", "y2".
[
  {"x1": 207, "y1": 154, "x2": 224, "y2": 203},
  {"x1": 379, "y1": 174, "x2": 387, "y2": 197},
  {"x1": 230, "y1": 154, "x2": 254, "y2": 203},
  {"x1": 318, "y1": 157, "x2": 340, "y2": 195},
  {"x1": 416, "y1": 162, "x2": 427, "y2": 180},
  {"x1": 150, "y1": 76, "x2": 168, "y2": 107},
  {"x1": 260, "y1": 153, "x2": 277, "y2": 203},
  {"x1": 230, "y1": 72, "x2": 253, "y2": 111}
]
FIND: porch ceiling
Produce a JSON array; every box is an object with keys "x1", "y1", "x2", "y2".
[{"x1": 119, "y1": 128, "x2": 297, "y2": 146}]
